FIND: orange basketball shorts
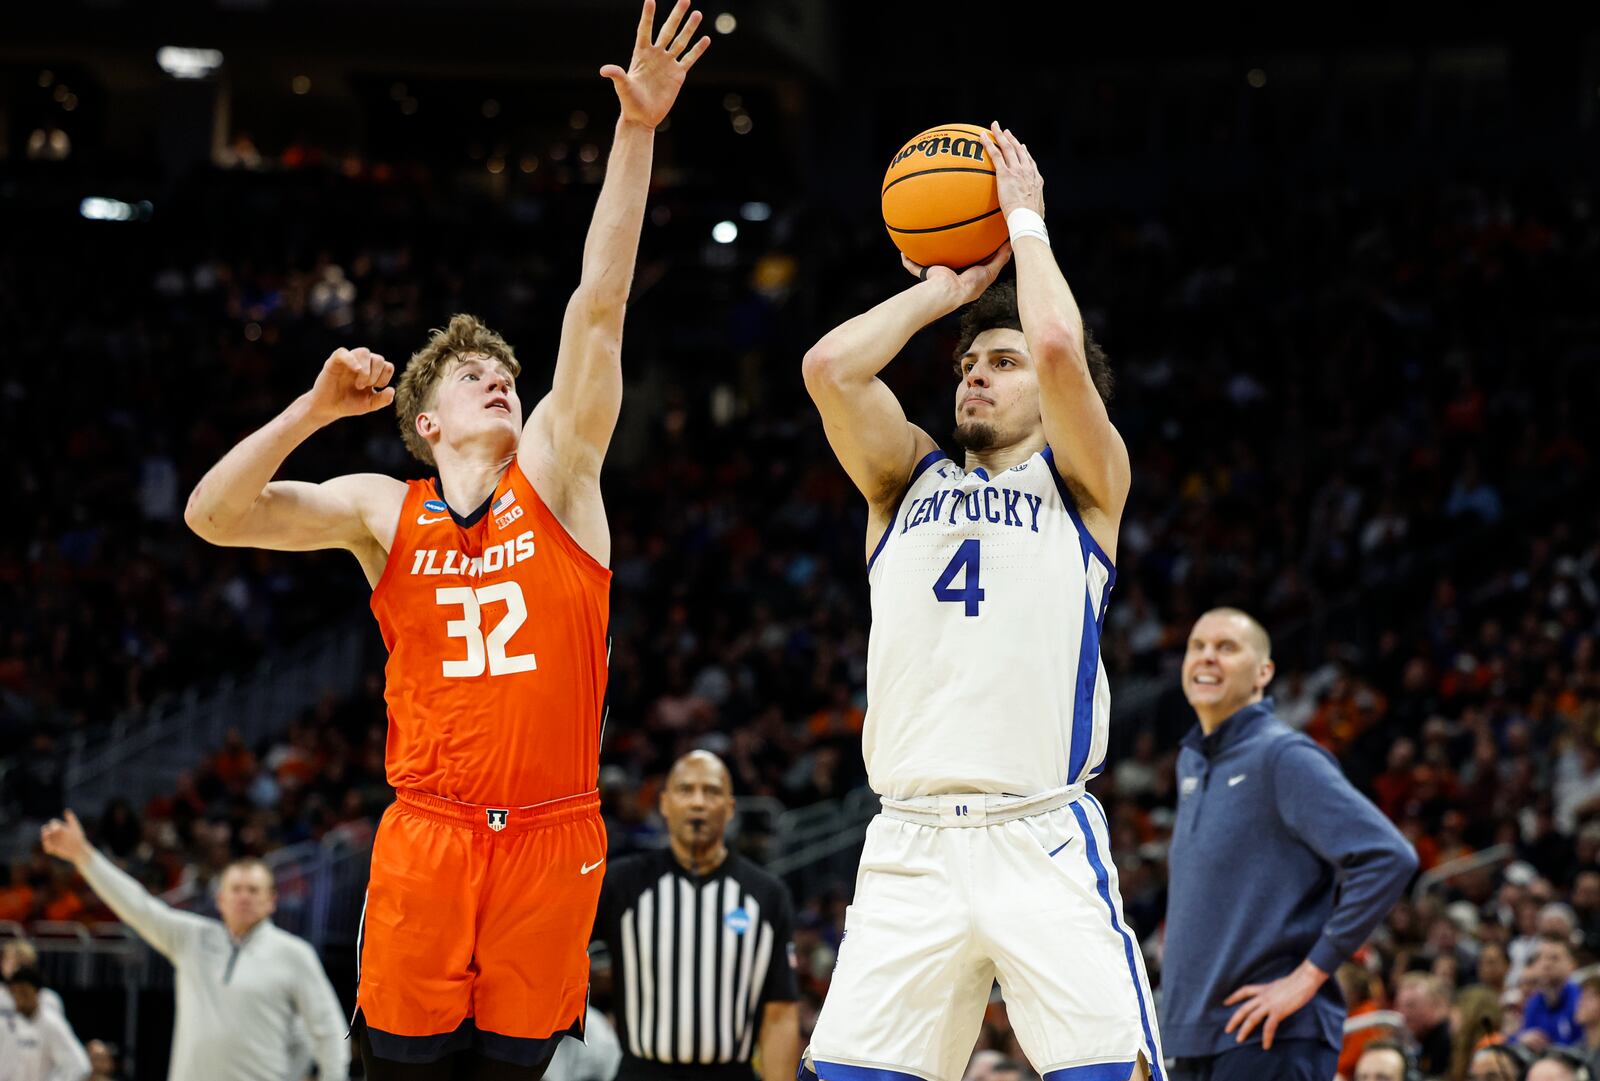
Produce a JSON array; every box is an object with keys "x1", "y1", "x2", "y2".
[{"x1": 356, "y1": 788, "x2": 606, "y2": 1061}]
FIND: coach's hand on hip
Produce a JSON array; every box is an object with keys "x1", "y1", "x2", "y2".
[{"x1": 1222, "y1": 959, "x2": 1328, "y2": 1049}]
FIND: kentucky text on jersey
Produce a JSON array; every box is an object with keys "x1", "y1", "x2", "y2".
[
  {"x1": 408, "y1": 530, "x2": 536, "y2": 577},
  {"x1": 899, "y1": 485, "x2": 1045, "y2": 534},
  {"x1": 863, "y1": 448, "x2": 1115, "y2": 799}
]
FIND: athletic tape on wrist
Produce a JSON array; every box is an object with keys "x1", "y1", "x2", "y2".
[{"x1": 1007, "y1": 207, "x2": 1050, "y2": 247}]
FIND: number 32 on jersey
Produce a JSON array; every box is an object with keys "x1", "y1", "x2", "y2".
[{"x1": 436, "y1": 583, "x2": 537, "y2": 677}]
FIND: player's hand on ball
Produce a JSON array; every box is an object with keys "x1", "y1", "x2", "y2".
[
  {"x1": 40, "y1": 809, "x2": 90, "y2": 866},
  {"x1": 980, "y1": 122, "x2": 1045, "y2": 221},
  {"x1": 902, "y1": 242, "x2": 1012, "y2": 306},
  {"x1": 602, "y1": 0, "x2": 711, "y2": 130},
  {"x1": 308, "y1": 347, "x2": 395, "y2": 422}
]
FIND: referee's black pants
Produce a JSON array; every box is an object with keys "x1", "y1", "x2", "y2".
[{"x1": 1168, "y1": 1038, "x2": 1338, "y2": 1081}]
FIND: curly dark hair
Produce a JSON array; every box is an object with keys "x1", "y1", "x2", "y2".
[{"x1": 952, "y1": 281, "x2": 1114, "y2": 403}]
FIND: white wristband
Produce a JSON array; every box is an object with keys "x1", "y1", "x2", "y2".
[{"x1": 1006, "y1": 207, "x2": 1050, "y2": 247}]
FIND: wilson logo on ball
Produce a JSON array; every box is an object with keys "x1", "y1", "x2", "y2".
[
  {"x1": 881, "y1": 123, "x2": 1006, "y2": 270},
  {"x1": 889, "y1": 135, "x2": 987, "y2": 169}
]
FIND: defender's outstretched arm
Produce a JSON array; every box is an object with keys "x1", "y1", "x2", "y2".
[{"x1": 522, "y1": 0, "x2": 710, "y2": 482}]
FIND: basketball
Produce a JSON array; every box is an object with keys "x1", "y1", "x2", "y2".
[{"x1": 882, "y1": 123, "x2": 1006, "y2": 270}]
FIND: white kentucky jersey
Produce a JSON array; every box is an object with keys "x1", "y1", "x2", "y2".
[{"x1": 863, "y1": 446, "x2": 1114, "y2": 798}]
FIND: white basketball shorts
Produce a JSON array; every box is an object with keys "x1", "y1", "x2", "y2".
[{"x1": 803, "y1": 791, "x2": 1164, "y2": 1081}]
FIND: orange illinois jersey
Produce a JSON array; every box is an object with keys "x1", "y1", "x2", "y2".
[{"x1": 370, "y1": 461, "x2": 610, "y2": 807}]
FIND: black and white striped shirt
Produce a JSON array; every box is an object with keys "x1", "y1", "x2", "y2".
[{"x1": 595, "y1": 849, "x2": 797, "y2": 1078}]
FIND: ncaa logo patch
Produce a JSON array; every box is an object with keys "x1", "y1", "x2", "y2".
[
  {"x1": 486, "y1": 808, "x2": 510, "y2": 831},
  {"x1": 424, "y1": 499, "x2": 449, "y2": 513},
  {"x1": 724, "y1": 907, "x2": 751, "y2": 935}
]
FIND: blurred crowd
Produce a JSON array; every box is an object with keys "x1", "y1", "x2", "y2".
[{"x1": 2, "y1": 143, "x2": 1598, "y2": 1081}]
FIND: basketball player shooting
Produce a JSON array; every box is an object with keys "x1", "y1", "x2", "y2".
[
  {"x1": 179, "y1": 4, "x2": 709, "y2": 1078},
  {"x1": 798, "y1": 124, "x2": 1164, "y2": 1081}
]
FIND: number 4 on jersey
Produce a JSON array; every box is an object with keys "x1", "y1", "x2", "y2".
[{"x1": 933, "y1": 539, "x2": 985, "y2": 616}]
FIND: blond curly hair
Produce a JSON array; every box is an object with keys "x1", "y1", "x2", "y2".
[{"x1": 395, "y1": 314, "x2": 522, "y2": 466}]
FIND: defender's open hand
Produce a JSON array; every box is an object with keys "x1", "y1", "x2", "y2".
[{"x1": 602, "y1": 0, "x2": 711, "y2": 130}]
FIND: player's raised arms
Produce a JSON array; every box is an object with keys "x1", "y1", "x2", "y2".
[
  {"x1": 802, "y1": 245, "x2": 1010, "y2": 557},
  {"x1": 183, "y1": 346, "x2": 406, "y2": 585},
  {"x1": 519, "y1": 0, "x2": 711, "y2": 566},
  {"x1": 981, "y1": 123, "x2": 1129, "y2": 557}
]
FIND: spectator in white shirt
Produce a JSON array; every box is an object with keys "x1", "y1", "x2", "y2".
[
  {"x1": 0, "y1": 966, "x2": 90, "y2": 1081},
  {"x1": 0, "y1": 942, "x2": 66, "y2": 1022}
]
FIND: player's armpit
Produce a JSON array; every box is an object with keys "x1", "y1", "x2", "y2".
[
  {"x1": 1019, "y1": 290, "x2": 1130, "y2": 555},
  {"x1": 521, "y1": 296, "x2": 621, "y2": 483},
  {"x1": 802, "y1": 268, "x2": 978, "y2": 509},
  {"x1": 1038, "y1": 369, "x2": 1129, "y2": 560},
  {"x1": 1037, "y1": 346, "x2": 1130, "y2": 511},
  {"x1": 199, "y1": 473, "x2": 405, "y2": 557},
  {"x1": 1003, "y1": 196, "x2": 1129, "y2": 544},
  {"x1": 802, "y1": 358, "x2": 935, "y2": 509},
  {"x1": 516, "y1": 396, "x2": 613, "y2": 566}
]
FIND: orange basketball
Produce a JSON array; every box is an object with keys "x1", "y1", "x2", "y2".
[{"x1": 882, "y1": 123, "x2": 1006, "y2": 270}]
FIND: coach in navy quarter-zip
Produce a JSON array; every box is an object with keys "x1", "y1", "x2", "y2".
[{"x1": 1162, "y1": 609, "x2": 1419, "y2": 1081}]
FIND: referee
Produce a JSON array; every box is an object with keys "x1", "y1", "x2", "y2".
[
  {"x1": 592, "y1": 751, "x2": 800, "y2": 1081},
  {"x1": 1161, "y1": 609, "x2": 1418, "y2": 1081}
]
